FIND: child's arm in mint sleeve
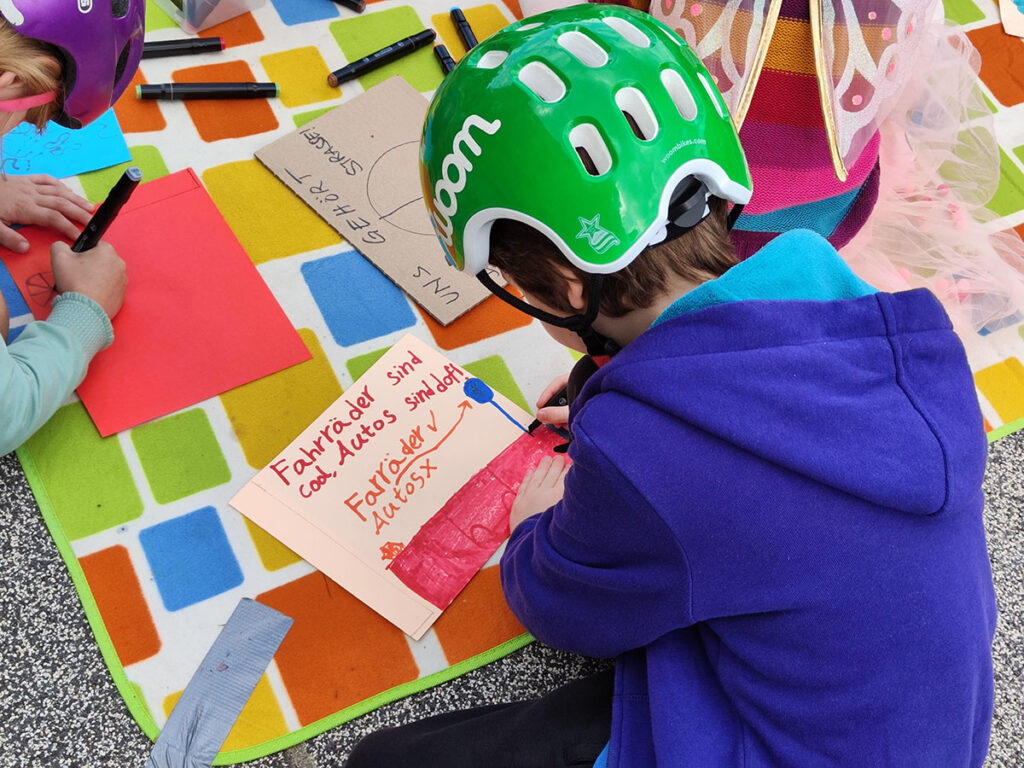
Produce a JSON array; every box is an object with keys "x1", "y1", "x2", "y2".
[
  {"x1": 1, "y1": 240, "x2": 125, "y2": 454},
  {"x1": 0, "y1": 292, "x2": 112, "y2": 454}
]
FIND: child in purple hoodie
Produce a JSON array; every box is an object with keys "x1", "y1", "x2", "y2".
[{"x1": 347, "y1": 6, "x2": 996, "y2": 767}]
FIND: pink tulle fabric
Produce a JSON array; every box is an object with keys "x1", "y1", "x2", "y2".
[{"x1": 839, "y1": 18, "x2": 1024, "y2": 343}]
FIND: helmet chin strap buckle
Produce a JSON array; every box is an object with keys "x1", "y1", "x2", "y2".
[
  {"x1": 662, "y1": 177, "x2": 710, "y2": 240},
  {"x1": 575, "y1": 325, "x2": 620, "y2": 358}
]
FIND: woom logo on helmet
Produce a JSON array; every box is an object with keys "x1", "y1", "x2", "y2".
[
  {"x1": 430, "y1": 114, "x2": 501, "y2": 248},
  {"x1": 77, "y1": 0, "x2": 92, "y2": 11}
]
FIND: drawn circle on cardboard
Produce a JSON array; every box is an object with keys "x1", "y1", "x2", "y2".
[{"x1": 366, "y1": 140, "x2": 435, "y2": 238}]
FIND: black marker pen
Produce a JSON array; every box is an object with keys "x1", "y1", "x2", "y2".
[
  {"x1": 326, "y1": 28, "x2": 436, "y2": 87},
  {"x1": 328, "y1": 0, "x2": 366, "y2": 12},
  {"x1": 527, "y1": 386, "x2": 571, "y2": 440},
  {"x1": 449, "y1": 7, "x2": 478, "y2": 50},
  {"x1": 141, "y1": 37, "x2": 224, "y2": 59},
  {"x1": 433, "y1": 44, "x2": 456, "y2": 74},
  {"x1": 136, "y1": 82, "x2": 279, "y2": 100},
  {"x1": 72, "y1": 166, "x2": 143, "y2": 253}
]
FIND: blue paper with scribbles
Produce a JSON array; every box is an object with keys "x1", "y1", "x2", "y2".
[{"x1": 0, "y1": 109, "x2": 130, "y2": 178}]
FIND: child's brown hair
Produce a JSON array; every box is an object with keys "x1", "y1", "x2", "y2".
[
  {"x1": 0, "y1": 20, "x2": 63, "y2": 131},
  {"x1": 488, "y1": 197, "x2": 738, "y2": 317}
]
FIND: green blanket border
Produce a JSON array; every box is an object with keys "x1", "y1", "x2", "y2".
[{"x1": 16, "y1": 445, "x2": 534, "y2": 764}]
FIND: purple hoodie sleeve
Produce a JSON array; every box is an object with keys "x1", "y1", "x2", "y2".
[{"x1": 500, "y1": 424, "x2": 694, "y2": 658}]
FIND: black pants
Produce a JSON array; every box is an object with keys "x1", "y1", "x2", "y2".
[{"x1": 345, "y1": 668, "x2": 614, "y2": 768}]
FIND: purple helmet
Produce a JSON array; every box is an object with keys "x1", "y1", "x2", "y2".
[{"x1": 0, "y1": 0, "x2": 145, "y2": 128}]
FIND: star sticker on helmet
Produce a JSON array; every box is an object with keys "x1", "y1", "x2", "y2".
[{"x1": 576, "y1": 214, "x2": 621, "y2": 255}]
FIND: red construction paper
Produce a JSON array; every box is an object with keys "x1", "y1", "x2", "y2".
[{"x1": 2, "y1": 168, "x2": 311, "y2": 436}]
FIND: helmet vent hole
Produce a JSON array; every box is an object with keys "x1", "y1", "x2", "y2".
[
  {"x1": 111, "y1": 0, "x2": 130, "y2": 17},
  {"x1": 477, "y1": 50, "x2": 509, "y2": 69},
  {"x1": 518, "y1": 62, "x2": 566, "y2": 103},
  {"x1": 615, "y1": 88, "x2": 658, "y2": 141},
  {"x1": 569, "y1": 124, "x2": 612, "y2": 176},
  {"x1": 557, "y1": 31, "x2": 608, "y2": 67},
  {"x1": 113, "y1": 41, "x2": 132, "y2": 92},
  {"x1": 601, "y1": 17, "x2": 651, "y2": 48},
  {"x1": 661, "y1": 68, "x2": 697, "y2": 121},
  {"x1": 575, "y1": 147, "x2": 598, "y2": 175},
  {"x1": 698, "y1": 72, "x2": 726, "y2": 118}
]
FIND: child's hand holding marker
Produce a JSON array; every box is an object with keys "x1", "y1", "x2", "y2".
[
  {"x1": 47, "y1": 166, "x2": 137, "y2": 319},
  {"x1": 50, "y1": 240, "x2": 127, "y2": 320},
  {"x1": 531, "y1": 373, "x2": 571, "y2": 432},
  {"x1": 0, "y1": 174, "x2": 94, "y2": 254}
]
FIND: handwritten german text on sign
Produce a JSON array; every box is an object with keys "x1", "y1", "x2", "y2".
[{"x1": 229, "y1": 335, "x2": 562, "y2": 638}]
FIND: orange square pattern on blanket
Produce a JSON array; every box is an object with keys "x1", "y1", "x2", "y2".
[
  {"x1": 113, "y1": 69, "x2": 166, "y2": 134},
  {"x1": 432, "y1": 566, "x2": 526, "y2": 664},
  {"x1": 172, "y1": 61, "x2": 278, "y2": 142},
  {"x1": 198, "y1": 11, "x2": 265, "y2": 47},
  {"x1": 80, "y1": 546, "x2": 161, "y2": 667},
  {"x1": 419, "y1": 291, "x2": 533, "y2": 350},
  {"x1": 966, "y1": 24, "x2": 1024, "y2": 107},
  {"x1": 257, "y1": 572, "x2": 420, "y2": 725}
]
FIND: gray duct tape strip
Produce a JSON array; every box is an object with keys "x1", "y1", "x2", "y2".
[{"x1": 145, "y1": 598, "x2": 293, "y2": 768}]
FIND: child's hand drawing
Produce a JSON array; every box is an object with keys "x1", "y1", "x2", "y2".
[
  {"x1": 50, "y1": 240, "x2": 127, "y2": 319},
  {"x1": 535, "y1": 373, "x2": 570, "y2": 429},
  {"x1": 510, "y1": 454, "x2": 569, "y2": 531},
  {"x1": 0, "y1": 174, "x2": 94, "y2": 253}
]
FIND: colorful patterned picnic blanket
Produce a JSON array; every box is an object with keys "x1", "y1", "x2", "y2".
[{"x1": 4, "y1": 0, "x2": 1024, "y2": 763}]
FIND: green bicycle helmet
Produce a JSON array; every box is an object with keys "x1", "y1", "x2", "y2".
[{"x1": 420, "y1": 3, "x2": 753, "y2": 280}]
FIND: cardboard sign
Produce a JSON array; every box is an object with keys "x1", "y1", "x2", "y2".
[
  {"x1": 229, "y1": 334, "x2": 564, "y2": 638},
  {"x1": 255, "y1": 76, "x2": 492, "y2": 325}
]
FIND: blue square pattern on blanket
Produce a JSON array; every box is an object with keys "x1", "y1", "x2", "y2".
[
  {"x1": 268, "y1": 0, "x2": 339, "y2": 26},
  {"x1": 301, "y1": 249, "x2": 417, "y2": 347},
  {"x1": 139, "y1": 506, "x2": 244, "y2": 612}
]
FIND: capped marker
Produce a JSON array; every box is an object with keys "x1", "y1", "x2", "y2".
[
  {"x1": 434, "y1": 44, "x2": 455, "y2": 75},
  {"x1": 136, "y1": 82, "x2": 279, "y2": 100},
  {"x1": 141, "y1": 37, "x2": 224, "y2": 59},
  {"x1": 72, "y1": 166, "x2": 143, "y2": 254},
  {"x1": 526, "y1": 386, "x2": 571, "y2": 440},
  {"x1": 327, "y1": 0, "x2": 366, "y2": 12},
  {"x1": 449, "y1": 7, "x2": 478, "y2": 50},
  {"x1": 326, "y1": 28, "x2": 437, "y2": 87}
]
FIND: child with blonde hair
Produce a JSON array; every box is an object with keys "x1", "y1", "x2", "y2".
[{"x1": 0, "y1": 1, "x2": 144, "y2": 453}]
